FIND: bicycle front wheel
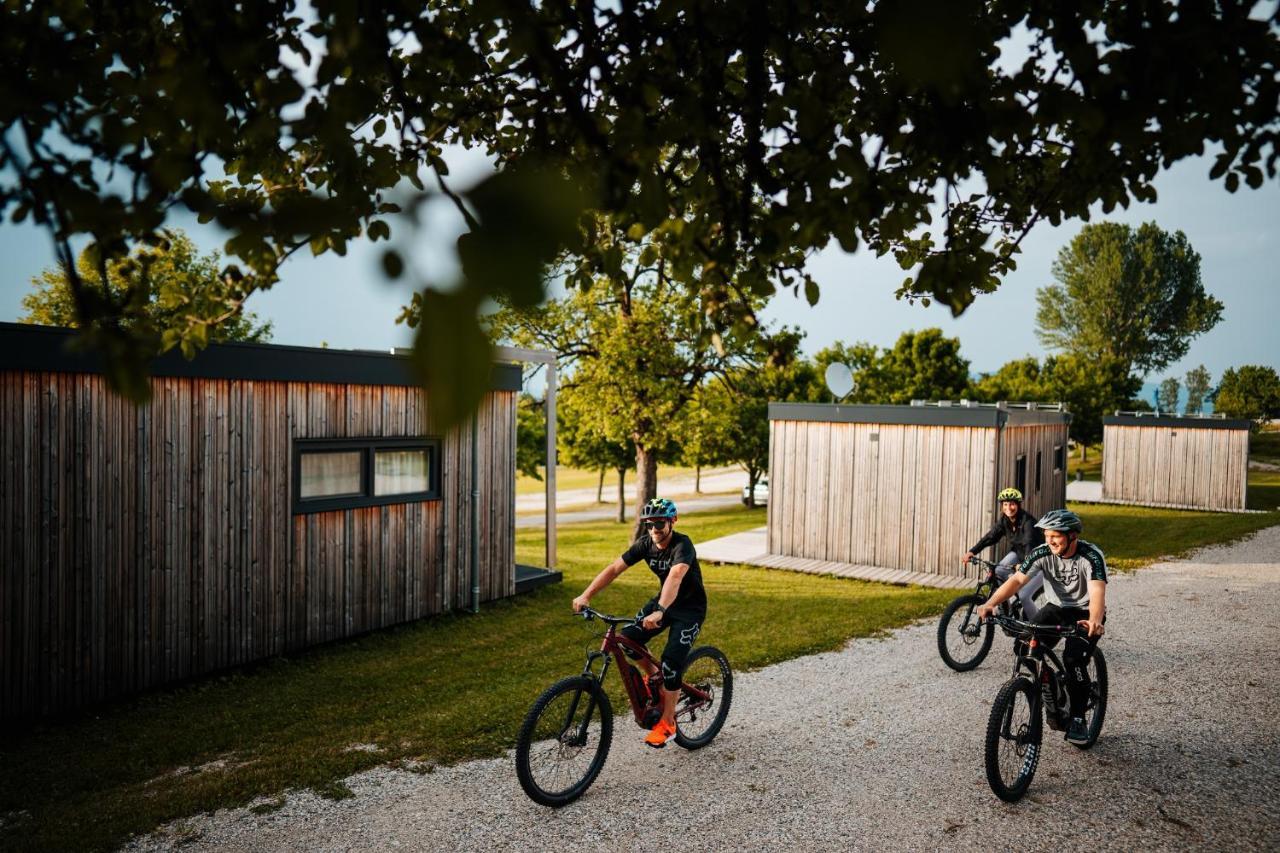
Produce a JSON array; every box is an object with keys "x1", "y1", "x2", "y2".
[
  {"x1": 984, "y1": 677, "x2": 1042, "y2": 802},
  {"x1": 673, "y1": 646, "x2": 733, "y2": 750},
  {"x1": 1072, "y1": 647, "x2": 1108, "y2": 750},
  {"x1": 515, "y1": 675, "x2": 613, "y2": 807},
  {"x1": 937, "y1": 594, "x2": 994, "y2": 671}
]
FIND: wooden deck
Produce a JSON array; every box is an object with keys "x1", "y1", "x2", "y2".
[{"x1": 698, "y1": 527, "x2": 972, "y2": 590}]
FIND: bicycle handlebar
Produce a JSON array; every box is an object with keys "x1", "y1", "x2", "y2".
[
  {"x1": 966, "y1": 555, "x2": 1000, "y2": 570},
  {"x1": 986, "y1": 613, "x2": 1085, "y2": 638},
  {"x1": 576, "y1": 606, "x2": 639, "y2": 627}
]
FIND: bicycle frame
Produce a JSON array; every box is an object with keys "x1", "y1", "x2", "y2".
[
  {"x1": 998, "y1": 618, "x2": 1080, "y2": 729},
  {"x1": 579, "y1": 613, "x2": 714, "y2": 727}
]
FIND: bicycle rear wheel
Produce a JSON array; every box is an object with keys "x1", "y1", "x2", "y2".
[
  {"x1": 1071, "y1": 648, "x2": 1108, "y2": 750},
  {"x1": 937, "y1": 594, "x2": 994, "y2": 671},
  {"x1": 673, "y1": 646, "x2": 733, "y2": 750},
  {"x1": 984, "y1": 677, "x2": 1042, "y2": 802},
  {"x1": 515, "y1": 675, "x2": 613, "y2": 807}
]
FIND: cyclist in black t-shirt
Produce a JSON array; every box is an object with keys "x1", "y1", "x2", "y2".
[{"x1": 572, "y1": 497, "x2": 707, "y2": 748}]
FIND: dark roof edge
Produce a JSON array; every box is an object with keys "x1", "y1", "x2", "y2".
[
  {"x1": 1103, "y1": 414, "x2": 1251, "y2": 431},
  {"x1": 0, "y1": 322, "x2": 522, "y2": 392},
  {"x1": 769, "y1": 402, "x2": 1002, "y2": 427},
  {"x1": 768, "y1": 402, "x2": 1072, "y2": 428}
]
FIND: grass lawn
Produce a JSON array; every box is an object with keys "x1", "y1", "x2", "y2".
[
  {"x1": 1251, "y1": 428, "x2": 1280, "y2": 466},
  {"x1": 4, "y1": 490, "x2": 1277, "y2": 852},
  {"x1": 1067, "y1": 442, "x2": 1103, "y2": 481}
]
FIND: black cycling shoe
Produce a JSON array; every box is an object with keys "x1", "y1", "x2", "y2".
[{"x1": 1065, "y1": 716, "x2": 1090, "y2": 745}]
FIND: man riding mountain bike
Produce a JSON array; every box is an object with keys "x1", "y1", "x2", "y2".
[
  {"x1": 978, "y1": 508, "x2": 1108, "y2": 745},
  {"x1": 572, "y1": 498, "x2": 707, "y2": 749},
  {"x1": 962, "y1": 487, "x2": 1045, "y2": 619}
]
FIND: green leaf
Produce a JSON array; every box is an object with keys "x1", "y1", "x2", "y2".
[{"x1": 408, "y1": 289, "x2": 492, "y2": 433}]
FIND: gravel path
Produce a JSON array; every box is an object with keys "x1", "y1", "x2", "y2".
[{"x1": 129, "y1": 526, "x2": 1280, "y2": 852}]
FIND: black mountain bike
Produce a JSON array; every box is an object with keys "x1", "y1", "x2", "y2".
[
  {"x1": 936, "y1": 556, "x2": 1028, "y2": 671},
  {"x1": 982, "y1": 614, "x2": 1108, "y2": 802}
]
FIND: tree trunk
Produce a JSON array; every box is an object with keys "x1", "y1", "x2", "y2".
[
  {"x1": 616, "y1": 468, "x2": 627, "y2": 523},
  {"x1": 695, "y1": 464, "x2": 702, "y2": 494},
  {"x1": 634, "y1": 444, "x2": 658, "y2": 533},
  {"x1": 746, "y1": 467, "x2": 759, "y2": 509},
  {"x1": 596, "y1": 468, "x2": 605, "y2": 503},
  {"x1": 1081, "y1": 444, "x2": 1089, "y2": 463}
]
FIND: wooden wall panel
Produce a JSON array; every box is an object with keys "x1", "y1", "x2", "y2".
[
  {"x1": 768, "y1": 418, "x2": 1013, "y2": 577},
  {"x1": 1101, "y1": 424, "x2": 1248, "y2": 511},
  {"x1": 0, "y1": 370, "x2": 517, "y2": 718}
]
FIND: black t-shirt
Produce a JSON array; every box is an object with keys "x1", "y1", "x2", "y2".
[{"x1": 621, "y1": 531, "x2": 707, "y2": 615}]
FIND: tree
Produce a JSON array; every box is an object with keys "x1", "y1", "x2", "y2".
[
  {"x1": 20, "y1": 231, "x2": 272, "y2": 346},
  {"x1": 874, "y1": 329, "x2": 972, "y2": 404},
  {"x1": 714, "y1": 349, "x2": 818, "y2": 507},
  {"x1": 810, "y1": 341, "x2": 881, "y2": 403},
  {"x1": 515, "y1": 393, "x2": 547, "y2": 481},
  {"x1": 6, "y1": 3, "x2": 1278, "y2": 423},
  {"x1": 1157, "y1": 377, "x2": 1181, "y2": 415},
  {"x1": 1036, "y1": 222, "x2": 1223, "y2": 378},
  {"x1": 1044, "y1": 354, "x2": 1142, "y2": 451},
  {"x1": 680, "y1": 389, "x2": 735, "y2": 494},
  {"x1": 487, "y1": 260, "x2": 778, "y2": 521},
  {"x1": 1184, "y1": 365, "x2": 1213, "y2": 415},
  {"x1": 971, "y1": 353, "x2": 1141, "y2": 458},
  {"x1": 557, "y1": 386, "x2": 636, "y2": 521},
  {"x1": 969, "y1": 357, "x2": 1046, "y2": 404},
  {"x1": 1213, "y1": 366, "x2": 1280, "y2": 430}
]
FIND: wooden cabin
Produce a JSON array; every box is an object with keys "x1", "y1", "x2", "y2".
[
  {"x1": 767, "y1": 401, "x2": 1071, "y2": 581},
  {"x1": 0, "y1": 322, "x2": 527, "y2": 718},
  {"x1": 1102, "y1": 414, "x2": 1251, "y2": 511}
]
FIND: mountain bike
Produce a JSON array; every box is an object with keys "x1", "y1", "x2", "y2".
[
  {"x1": 514, "y1": 606, "x2": 733, "y2": 807},
  {"x1": 936, "y1": 556, "x2": 1027, "y2": 671},
  {"x1": 982, "y1": 614, "x2": 1108, "y2": 802}
]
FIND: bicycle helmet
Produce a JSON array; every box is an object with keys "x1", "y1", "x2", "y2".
[
  {"x1": 996, "y1": 487, "x2": 1023, "y2": 503},
  {"x1": 1035, "y1": 508, "x2": 1083, "y2": 533},
  {"x1": 640, "y1": 497, "x2": 678, "y2": 519}
]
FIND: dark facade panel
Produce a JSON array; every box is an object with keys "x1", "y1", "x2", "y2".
[
  {"x1": 1103, "y1": 414, "x2": 1250, "y2": 431},
  {"x1": 0, "y1": 322, "x2": 522, "y2": 391},
  {"x1": 768, "y1": 402, "x2": 1007, "y2": 428}
]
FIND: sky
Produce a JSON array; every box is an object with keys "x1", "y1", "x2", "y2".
[{"x1": 1, "y1": 148, "x2": 1277, "y2": 391}]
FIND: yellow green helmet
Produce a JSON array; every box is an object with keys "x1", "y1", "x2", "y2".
[{"x1": 997, "y1": 487, "x2": 1023, "y2": 503}]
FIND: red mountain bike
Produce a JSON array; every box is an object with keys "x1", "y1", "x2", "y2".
[{"x1": 514, "y1": 607, "x2": 733, "y2": 807}]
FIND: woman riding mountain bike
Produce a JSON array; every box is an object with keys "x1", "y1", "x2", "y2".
[{"x1": 961, "y1": 487, "x2": 1045, "y2": 620}]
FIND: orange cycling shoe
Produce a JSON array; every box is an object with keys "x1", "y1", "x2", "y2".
[{"x1": 644, "y1": 719, "x2": 676, "y2": 748}]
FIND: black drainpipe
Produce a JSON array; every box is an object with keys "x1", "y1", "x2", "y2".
[{"x1": 470, "y1": 408, "x2": 481, "y2": 613}]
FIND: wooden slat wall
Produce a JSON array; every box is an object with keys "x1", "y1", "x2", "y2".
[
  {"x1": 1101, "y1": 424, "x2": 1248, "y2": 511},
  {"x1": 766, "y1": 420, "x2": 1002, "y2": 578},
  {"x1": 0, "y1": 370, "x2": 516, "y2": 718}
]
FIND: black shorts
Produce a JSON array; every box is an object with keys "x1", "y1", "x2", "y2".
[{"x1": 620, "y1": 597, "x2": 705, "y2": 689}]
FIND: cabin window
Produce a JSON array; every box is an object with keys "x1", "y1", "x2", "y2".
[
  {"x1": 299, "y1": 451, "x2": 363, "y2": 499},
  {"x1": 1035, "y1": 450, "x2": 1043, "y2": 493},
  {"x1": 294, "y1": 438, "x2": 440, "y2": 513},
  {"x1": 1053, "y1": 444, "x2": 1064, "y2": 473},
  {"x1": 1015, "y1": 454, "x2": 1027, "y2": 497},
  {"x1": 375, "y1": 448, "x2": 431, "y2": 496}
]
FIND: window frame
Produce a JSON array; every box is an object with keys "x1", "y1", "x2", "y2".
[
  {"x1": 1015, "y1": 454, "x2": 1027, "y2": 497},
  {"x1": 293, "y1": 436, "x2": 441, "y2": 514}
]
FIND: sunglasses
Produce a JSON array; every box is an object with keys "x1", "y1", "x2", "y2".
[{"x1": 642, "y1": 520, "x2": 671, "y2": 531}]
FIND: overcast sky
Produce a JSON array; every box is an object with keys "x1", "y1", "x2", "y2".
[{"x1": 1, "y1": 148, "x2": 1276, "y2": 387}]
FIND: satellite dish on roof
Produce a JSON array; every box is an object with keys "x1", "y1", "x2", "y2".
[{"x1": 825, "y1": 362, "x2": 855, "y2": 402}]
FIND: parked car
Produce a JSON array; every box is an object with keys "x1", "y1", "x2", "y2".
[{"x1": 741, "y1": 475, "x2": 769, "y2": 506}]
